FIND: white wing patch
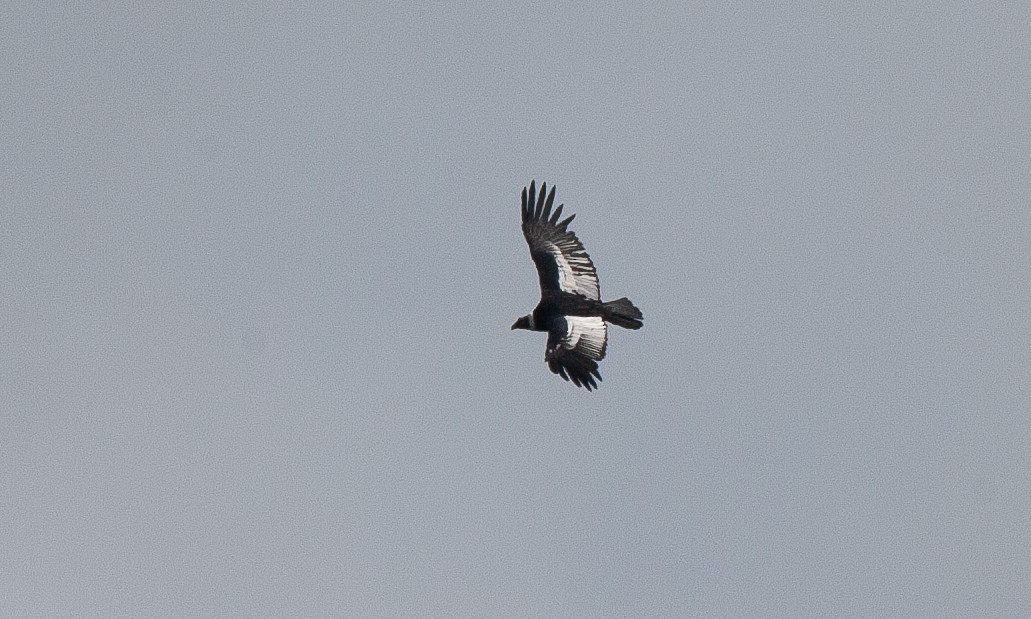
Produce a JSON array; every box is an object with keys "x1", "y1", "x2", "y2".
[
  {"x1": 544, "y1": 242, "x2": 601, "y2": 300},
  {"x1": 556, "y1": 316, "x2": 607, "y2": 360}
]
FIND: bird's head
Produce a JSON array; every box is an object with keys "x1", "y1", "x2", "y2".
[{"x1": 511, "y1": 315, "x2": 534, "y2": 330}]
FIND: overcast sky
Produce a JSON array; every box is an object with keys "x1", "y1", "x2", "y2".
[{"x1": 3, "y1": 2, "x2": 1030, "y2": 617}]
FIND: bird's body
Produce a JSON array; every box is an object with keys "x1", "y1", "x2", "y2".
[{"x1": 512, "y1": 181, "x2": 643, "y2": 390}]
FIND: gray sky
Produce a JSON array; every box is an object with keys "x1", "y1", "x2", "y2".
[{"x1": 3, "y1": 2, "x2": 1030, "y2": 616}]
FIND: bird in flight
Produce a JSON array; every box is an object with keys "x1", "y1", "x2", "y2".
[{"x1": 512, "y1": 181, "x2": 643, "y2": 390}]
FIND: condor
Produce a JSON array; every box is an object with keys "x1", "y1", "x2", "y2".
[{"x1": 511, "y1": 181, "x2": 643, "y2": 390}]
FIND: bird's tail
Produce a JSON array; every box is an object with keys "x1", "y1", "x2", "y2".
[{"x1": 603, "y1": 297, "x2": 643, "y2": 330}]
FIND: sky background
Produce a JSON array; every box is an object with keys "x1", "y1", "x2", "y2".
[{"x1": 3, "y1": 2, "x2": 1030, "y2": 616}]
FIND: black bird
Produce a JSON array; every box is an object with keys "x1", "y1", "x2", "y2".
[{"x1": 512, "y1": 181, "x2": 643, "y2": 390}]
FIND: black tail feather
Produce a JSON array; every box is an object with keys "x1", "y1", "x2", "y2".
[{"x1": 603, "y1": 297, "x2": 643, "y2": 330}]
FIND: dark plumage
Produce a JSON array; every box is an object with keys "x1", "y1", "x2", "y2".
[{"x1": 511, "y1": 181, "x2": 643, "y2": 390}]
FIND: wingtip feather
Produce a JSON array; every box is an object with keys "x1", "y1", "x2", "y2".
[{"x1": 550, "y1": 204, "x2": 563, "y2": 224}]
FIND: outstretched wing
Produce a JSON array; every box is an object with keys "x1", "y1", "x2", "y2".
[
  {"x1": 521, "y1": 181, "x2": 600, "y2": 301},
  {"x1": 545, "y1": 316, "x2": 608, "y2": 391}
]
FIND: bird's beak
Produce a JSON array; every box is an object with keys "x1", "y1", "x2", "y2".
[{"x1": 510, "y1": 320, "x2": 519, "y2": 330}]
